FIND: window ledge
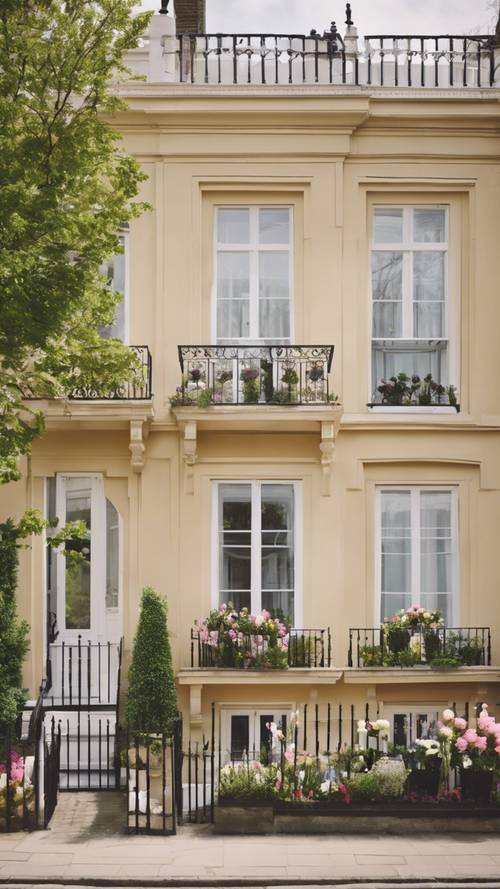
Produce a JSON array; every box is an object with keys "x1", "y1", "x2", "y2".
[
  {"x1": 343, "y1": 666, "x2": 500, "y2": 685},
  {"x1": 368, "y1": 405, "x2": 459, "y2": 415}
]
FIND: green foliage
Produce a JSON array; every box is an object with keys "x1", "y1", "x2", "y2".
[
  {"x1": 346, "y1": 758, "x2": 408, "y2": 801},
  {"x1": 0, "y1": 521, "x2": 30, "y2": 728},
  {"x1": 0, "y1": 0, "x2": 152, "y2": 481},
  {"x1": 126, "y1": 587, "x2": 177, "y2": 734},
  {"x1": 0, "y1": 511, "x2": 88, "y2": 727},
  {"x1": 345, "y1": 771, "x2": 380, "y2": 802}
]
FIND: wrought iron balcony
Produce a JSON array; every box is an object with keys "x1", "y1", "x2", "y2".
[
  {"x1": 176, "y1": 345, "x2": 335, "y2": 407},
  {"x1": 348, "y1": 626, "x2": 491, "y2": 668},
  {"x1": 191, "y1": 628, "x2": 332, "y2": 669},
  {"x1": 146, "y1": 27, "x2": 497, "y2": 88},
  {"x1": 69, "y1": 345, "x2": 152, "y2": 400}
]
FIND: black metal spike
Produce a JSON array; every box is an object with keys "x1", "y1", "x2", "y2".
[
  {"x1": 159, "y1": 0, "x2": 169, "y2": 13},
  {"x1": 345, "y1": 3, "x2": 354, "y2": 26}
]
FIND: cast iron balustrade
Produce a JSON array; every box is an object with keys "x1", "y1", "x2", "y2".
[
  {"x1": 43, "y1": 637, "x2": 123, "y2": 709},
  {"x1": 166, "y1": 32, "x2": 495, "y2": 87},
  {"x1": 68, "y1": 345, "x2": 152, "y2": 400},
  {"x1": 177, "y1": 345, "x2": 334, "y2": 406},
  {"x1": 348, "y1": 626, "x2": 491, "y2": 668},
  {"x1": 191, "y1": 627, "x2": 332, "y2": 669}
]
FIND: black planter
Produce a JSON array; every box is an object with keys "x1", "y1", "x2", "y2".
[
  {"x1": 386, "y1": 627, "x2": 410, "y2": 654},
  {"x1": 423, "y1": 630, "x2": 441, "y2": 663},
  {"x1": 408, "y1": 768, "x2": 441, "y2": 797},
  {"x1": 460, "y1": 768, "x2": 494, "y2": 802}
]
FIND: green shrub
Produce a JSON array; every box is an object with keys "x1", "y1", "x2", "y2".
[
  {"x1": 346, "y1": 758, "x2": 408, "y2": 802},
  {"x1": 0, "y1": 520, "x2": 30, "y2": 729},
  {"x1": 126, "y1": 587, "x2": 177, "y2": 734},
  {"x1": 346, "y1": 771, "x2": 380, "y2": 802}
]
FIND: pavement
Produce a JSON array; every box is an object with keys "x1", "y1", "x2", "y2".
[{"x1": 1, "y1": 793, "x2": 500, "y2": 886}]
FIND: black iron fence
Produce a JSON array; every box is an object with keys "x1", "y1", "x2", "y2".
[
  {"x1": 177, "y1": 344, "x2": 335, "y2": 406},
  {"x1": 68, "y1": 345, "x2": 152, "y2": 400},
  {"x1": 58, "y1": 714, "x2": 117, "y2": 791},
  {"x1": 169, "y1": 32, "x2": 495, "y2": 87},
  {"x1": 44, "y1": 638, "x2": 122, "y2": 708},
  {"x1": 191, "y1": 628, "x2": 331, "y2": 668},
  {"x1": 348, "y1": 626, "x2": 491, "y2": 668},
  {"x1": 43, "y1": 718, "x2": 61, "y2": 828}
]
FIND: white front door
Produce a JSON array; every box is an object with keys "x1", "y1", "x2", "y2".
[
  {"x1": 224, "y1": 709, "x2": 288, "y2": 763},
  {"x1": 56, "y1": 474, "x2": 106, "y2": 644}
]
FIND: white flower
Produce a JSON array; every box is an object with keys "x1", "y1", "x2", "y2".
[
  {"x1": 439, "y1": 726, "x2": 453, "y2": 739},
  {"x1": 320, "y1": 781, "x2": 330, "y2": 794},
  {"x1": 463, "y1": 755, "x2": 473, "y2": 769},
  {"x1": 254, "y1": 615, "x2": 264, "y2": 627},
  {"x1": 442, "y1": 708, "x2": 455, "y2": 723},
  {"x1": 357, "y1": 719, "x2": 367, "y2": 731}
]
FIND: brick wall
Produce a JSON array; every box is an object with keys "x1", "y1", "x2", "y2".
[{"x1": 175, "y1": 0, "x2": 206, "y2": 33}]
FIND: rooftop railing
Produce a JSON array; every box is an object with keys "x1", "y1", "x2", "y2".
[
  {"x1": 169, "y1": 32, "x2": 496, "y2": 88},
  {"x1": 176, "y1": 344, "x2": 335, "y2": 407},
  {"x1": 348, "y1": 626, "x2": 492, "y2": 668}
]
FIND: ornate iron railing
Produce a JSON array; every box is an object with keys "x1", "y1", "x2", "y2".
[
  {"x1": 176, "y1": 344, "x2": 334, "y2": 406},
  {"x1": 348, "y1": 626, "x2": 491, "y2": 668},
  {"x1": 69, "y1": 345, "x2": 152, "y2": 400},
  {"x1": 167, "y1": 31, "x2": 496, "y2": 87},
  {"x1": 191, "y1": 628, "x2": 332, "y2": 668}
]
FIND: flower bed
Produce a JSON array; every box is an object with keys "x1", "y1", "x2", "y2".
[
  {"x1": 0, "y1": 750, "x2": 36, "y2": 832},
  {"x1": 194, "y1": 604, "x2": 290, "y2": 669},
  {"x1": 357, "y1": 606, "x2": 487, "y2": 667},
  {"x1": 370, "y1": 373, "x2": 459, "y2": 410}
]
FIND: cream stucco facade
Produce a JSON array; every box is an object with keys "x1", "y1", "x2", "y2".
[{"x1": 4, "y1": 13, "x2": 500, "y2": 754}]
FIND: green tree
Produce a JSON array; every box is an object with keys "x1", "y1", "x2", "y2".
[
  {"x1": 0, "y1": 0, "x2": 152, "y2": 483},
  {"x1": 127, "y1": 587, "x2": 178, "y2": 734},
  {"x1": 0, "y1": 511, "x2": 87, "y2": 728}
]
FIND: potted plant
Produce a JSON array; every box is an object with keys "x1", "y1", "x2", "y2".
[
  {"x1": 281, "y1": 365, "x2": 299, "y2": 403},
  {"x1": 408, "y1": 739, "x2": 442, "y2": 796},
  {"x1": 443, "y1": 706, "x2": 500, "y2": 802},
  {"x1": 240, "y1": 367, "x2": 260, "y2": 403},
  {"x1": 217, "y1": 368, "x2": 233, "y2": 403}
]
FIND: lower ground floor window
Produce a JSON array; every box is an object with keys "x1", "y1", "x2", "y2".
[
  {"x1": 224, "y1": 709, "x2": 287, "y2": 763},
  {"x1": 383, "y1": 704, "x2": 448, "y2": 748}
]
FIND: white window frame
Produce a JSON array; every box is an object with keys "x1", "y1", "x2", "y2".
[
  {"x1": 100, "y1": 228, "x2": 129, "y2": 344},
  {"x1": 55, "y1": 473, "x2": 106, "y2": 640},
  {"x1": 212, "y1": 205, "x2": 294, "y2": 343},
  {"x1": 383, "y1": 703, "x2": 450, "y2": 748},
  {"x1": 374, "y1": 485, "x2": 459, "y2": 626},
  {"x1": 222, "y1": 707, "x2": 289, "y2": 761},
  {"x1": 370, "y1": 205, "x2": 449, "y2": 397},
  {"x1": 211, "y1": 480, "x2": 303, "y2": 626}
]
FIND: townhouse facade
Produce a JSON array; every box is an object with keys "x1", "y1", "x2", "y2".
[{"x1": 4, "y1": 2, "x2": 500, "y2": 776}]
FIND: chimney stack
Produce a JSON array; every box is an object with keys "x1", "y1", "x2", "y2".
[{"x1": 175, "y1": 0, "x2": 206, "y2": 34}]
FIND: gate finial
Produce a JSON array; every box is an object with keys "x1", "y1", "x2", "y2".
[{"x1": 345, "y1": 3, "x2": 354, "y2": 26}]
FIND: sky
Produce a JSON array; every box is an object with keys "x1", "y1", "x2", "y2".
[{"x1": 137, "y1": 0, "x2": 498, "y2": 37}]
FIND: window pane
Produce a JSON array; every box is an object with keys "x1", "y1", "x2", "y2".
[
  {"x1": 259, "y1": 252, "x2": 289, "y2": 300},
  {"x1": 221, "y1": 485, "x2": 251, "y2": 530},
  {"x1": 65, "y1": 478, "x2": 92, "y2": 630},
  {"x1": 413, "y1": 208, "x2": 446, "y2": 243},
  {"x1": 99, "y1": 247, "x2": 126, "y2": 341},
  {"x1": 372, "y1": 302, "x2": 402, "y2": 338},
  {"x1": 230, "y1": 715, "x2": 249, "y2": 759},
  {"x1": 259, "y1": 298, "x2": 290, "y2": 339},
  {"x1": 420, "y1": 491, "x2": 452, "y2": 596},
  {"x1": 261, "y1": 485, "x2": 294, "y2": 618},
  {"x1": 219, "y1": 485, "x2": 251, "y2": 611},
  {"x1": 413, "y1": 252, "x2": 445, "y2": 301},
  {"x1": 218, "y1": 208, "x2": 250, "y2": 244},
  {"x1": 413, "y1": 303, "x2": 443, "y2": 339},
  {"x1": 373, "y1": 208, "x2": 403, "y2": 244},
  {"x1": 372, "y1": 251, "x2": 403, "y2": 304},
  {"x1": 381, "y1": 491, "x2": 411, "y2": 597},
  {"x1": 217, "y1": 252, "x2": 250, "y2": 299},
  {"x1": 217, "y1": 299, "x2": 250, "y2": 339},
  {"x1": 259, "y1": 208, "x2": 290, "y2": 244},
  {"x1": 372, "y1": 344, "x2": 446, "y2": 388},
  {"x1": 381, "y1": 593, "x2": 412, "y2": 620},
  {"x1": 106, "y1": 499, "x2": 119, "y2": 610}
]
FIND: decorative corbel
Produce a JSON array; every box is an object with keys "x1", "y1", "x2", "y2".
[
  {"x1": 182, "y1": 420, "x2": 198, "y2": 495},
  {"x1": 129, "y1": 419, "x2": 147, "y2": 473},
  {"x1": 319, "y1": 421, "x2": 335, "y2": 496}
]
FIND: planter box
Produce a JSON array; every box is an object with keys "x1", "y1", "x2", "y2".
[
  {"x1": 214, "y1": 798, "x2": 500, "y2": 835},
  {"x1": 368, "y1": 405, "x2": 459, "y2": 414}
]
